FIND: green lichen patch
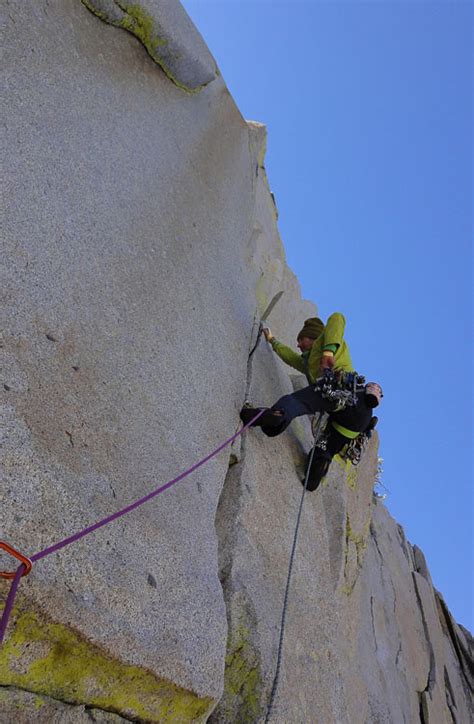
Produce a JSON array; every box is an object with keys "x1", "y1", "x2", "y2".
[
  {"x1": 255, "y1": 276, "x2": 269, "y2": 318},
  {"x1": 228, "y1": 452, "x2": 239, "y2": 466},
  {"x1": 345, "y1": 465, "x2": 358, "y2": 491},
  {"x1": 333, "y1": 454, "x2": 358, "y2": 490},
  {"x1": 343, "y1": 512, "x2": 372, "y2": 595},
  {"x1": 0, "y1": 608, "x2": 213, "y2": 722},
  {"x1": 118, "y1": 2, "x2": 167, "y2": 50},
  {"x1": 34, "y1": 694, "x2": 46, "y2": 710},
  {"x1": 220, "y1": 623, "x2": 263, "y2": 722},
  {"x1": 80, "y1": 0, "x2": 110, "y2": 23},
  {"x1": 81, "y1": 1, "x2": 208, "y2": 94},
  {"x1": 346, "y1": 512, "x2": 371, "y2": 550}
]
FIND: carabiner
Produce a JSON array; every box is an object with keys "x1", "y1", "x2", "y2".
[{"x1": 0, "y1": 541, "x2": 33, "y2": 579}]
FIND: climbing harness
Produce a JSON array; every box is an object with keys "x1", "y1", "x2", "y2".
[
  {"x1": 0, "y1": 409, "x2": 265, "y2": 645},
  {"x1": 264, "y1": 413, "x2": 328, "y2": 723},
  {"x1": 340, "y1": 416, "x2": 378, "y2": 466},
  {"x1": 314, "y1": 370, "x2": 380, "y2": 467}
]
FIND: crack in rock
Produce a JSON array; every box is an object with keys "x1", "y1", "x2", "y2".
[
  {"x1": 435, "y1": 592, "x2": 474, "y2": 700},
  {"x1": 209, "y1": 313, "x2": 266, "y2": 722},
  {"x1": 370, "y1": 596, "x2": 378, "y2": 654},
  {"x1": 370, "y1": 521, "x2": 397, "y2": 614},
  {"x1": 395, "y1": 641, "x2": 402, "y2": 669},
  {"x1": 412, "y1": 572, "x2": 437, "y2": 723},
  {"x1": 211, "y1": 452, "x2": 264, "y2": 722},
  {"x1": 443, "y1": 666, "x2": 457, "y2": 723},
  {"x1": 0, "y1": 685, "x2": 132, "y2": 722}
]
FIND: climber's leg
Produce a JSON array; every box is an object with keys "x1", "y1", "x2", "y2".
[
  {"x1": 260, "y1": 385, "x2": 335, "y2": 437},
  {"x1": 304, "y1": 425, "x2": 348, "y2": 492}
]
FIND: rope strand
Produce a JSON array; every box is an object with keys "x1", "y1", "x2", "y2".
[
  {"x1": 265, "y1": 413, "x2": 327, "y2": 722},
  {"x1": 0, "y1": 410, "x2": 264, "y2": 644}
]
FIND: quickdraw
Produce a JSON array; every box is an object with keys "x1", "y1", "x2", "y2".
[
  {"x1": 315, "y1": 368, "x2": 366, "y2": 412},
  {"x1": 311, "y1": 413, "x2": 331, "y2": 456},
  {"x1": 340, "y1": 415, "x2": 378, "y2": 467}
]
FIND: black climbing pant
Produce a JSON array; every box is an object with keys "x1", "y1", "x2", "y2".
[
  {"x1": 259, "y1": 384, "x2": 375, "y2": 492},
  {"x1": 240, "y1": 383, "x2": 376, "y2": 491},
  {"x1": 261, "y1": 385, "x2": 374, "y2": 438},
  {"x1": 260, "y1": 386, "x2": 335, "y2": 437},
  {"x1": 304, "y1": 456, "x2": 331, "y2": 492}
]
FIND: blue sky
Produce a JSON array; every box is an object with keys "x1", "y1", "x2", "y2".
[{"x1": 182, "y1": 1, "x2": 473, "y2": 629}]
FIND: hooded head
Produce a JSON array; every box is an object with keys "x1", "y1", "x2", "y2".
[{"x1": 297, "y1": 317, "x2": 325, "y2": 342}]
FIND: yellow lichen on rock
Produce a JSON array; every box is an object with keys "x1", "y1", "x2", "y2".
[
  {"x1": 220, "y1": 622, "x2": 263, "y2": 722},
  {"x1": 0, "y1": 608, "x2": 214, "y2": 722}
]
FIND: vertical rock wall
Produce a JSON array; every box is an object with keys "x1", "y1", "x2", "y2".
[{"x1": 1, "y1": 1, "x2": 472, "y2": 722}]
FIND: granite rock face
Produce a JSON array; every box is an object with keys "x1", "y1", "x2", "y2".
[
  {"x1": 81, "y1": 0, "x2": 217, "y2": 91},
  {"x1": 1, "y1": 1, "x2": 472, "y2": 722}
]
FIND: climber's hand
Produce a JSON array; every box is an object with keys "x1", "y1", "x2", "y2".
[
  {"x1": 320, "y1": 351, "x2": 335, "y2": 372},
  {"x1": 262, "y1": 327, "x2": 274, "y2": 342}
]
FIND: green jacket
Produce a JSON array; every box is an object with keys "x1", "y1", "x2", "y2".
[{"x1": 270, "y1": 312, "x2": 354, "y2": 384}]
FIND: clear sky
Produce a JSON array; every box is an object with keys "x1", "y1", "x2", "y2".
[{"x1": 182, "y1": 1, "x2": 473, "y2": 630}]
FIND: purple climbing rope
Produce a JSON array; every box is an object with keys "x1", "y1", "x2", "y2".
[
  {"x1": 0, "y1": 566, "x2": 24, "y2": 644},
  {"x1": 0, "y1": 410, "x2": 264, "y2": 644}
]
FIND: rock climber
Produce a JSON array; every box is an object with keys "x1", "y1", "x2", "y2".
[{"x1": 240, "y1": 313, "x2": 382, "y2": 491}]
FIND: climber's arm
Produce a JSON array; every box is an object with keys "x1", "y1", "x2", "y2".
[
  {"x1": 262, "y1": 328, "x2": 306, "y2": 373},
  {"x1": 323, "y1": 312, "x2": 346, "y2": 350}
]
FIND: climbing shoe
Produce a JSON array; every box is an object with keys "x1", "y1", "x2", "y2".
[{"x1": 240, "y1": 405, "x2": 284, "y2": 428}]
